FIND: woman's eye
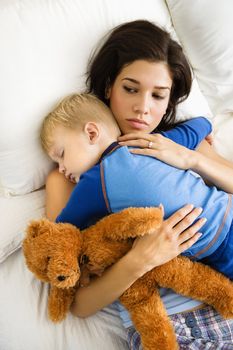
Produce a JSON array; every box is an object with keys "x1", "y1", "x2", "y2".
[
  {"x1": 152, "y1": 93, "x2": 164, "y2": 100},
  {"x1": 123, "y1": 86, "x2": 137, "y2": 93},
  {"x1": 60, "y1": 150, "x2": 64, "y2": 159}
]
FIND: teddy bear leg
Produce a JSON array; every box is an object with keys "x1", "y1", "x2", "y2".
[
  {"x1": 48, "y1": 286, "x2": 76, "y2": 322},
  {"x1": 152, "y1": 256, "x2": 233, "y2": 319},
  {"x1": 120, "y1": 281, "x2": 178, "y2": 350}
]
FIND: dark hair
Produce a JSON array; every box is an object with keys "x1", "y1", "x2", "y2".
[{"x1": 86, "y1": 20, "x2": 192, "y2": 131}]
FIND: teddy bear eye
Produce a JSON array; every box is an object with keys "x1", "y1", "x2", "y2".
[{"x1": 47, "y1": 256, "x2": 51, "y2": 261}]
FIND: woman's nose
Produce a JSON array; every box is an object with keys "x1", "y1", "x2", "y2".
[{"x1": 133, "y1": 95, "x2": 150, "y2": 115}]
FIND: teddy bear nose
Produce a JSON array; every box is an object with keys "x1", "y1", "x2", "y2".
[{"x1": 57, "y1": 275, "x2": 66, "y2": 281}]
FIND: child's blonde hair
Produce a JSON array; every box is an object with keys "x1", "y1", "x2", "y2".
[{"x1": 40, "y1": 93, "x2": 119, "y2": 153}]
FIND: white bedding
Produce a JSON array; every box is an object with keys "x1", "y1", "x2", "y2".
[
  {"x1": 0, "y1": 225, "x2": 128, "y2": 350},
  {"x1": 1, "y1": 1, "x2": 233, "y2": 349},
  {"x1": 1, "y1": 190, "x2": 45, "y2": 262},
  {"x1": 0, "y1": 189, "x2": 128, "y2": 350}
]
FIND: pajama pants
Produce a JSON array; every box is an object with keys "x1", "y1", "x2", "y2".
[{"x1": 126, "y1": 305, "x2": 233, "y2": 349}]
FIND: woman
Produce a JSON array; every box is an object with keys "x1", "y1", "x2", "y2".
[{"x1": 46, "y1": 20, "x2": 233, "y2": 349}]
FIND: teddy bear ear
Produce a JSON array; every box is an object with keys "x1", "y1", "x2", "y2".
[{"x1": 26, "y1": 218, "x2": 52, "y2": 239}]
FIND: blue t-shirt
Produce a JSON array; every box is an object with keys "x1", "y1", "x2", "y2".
[
  {"x1": 57, "y1": 116, "x2": 212, "y2": 229},
  {"x1": 57, "y1": 116, "x2": 233, "y2": 265}
]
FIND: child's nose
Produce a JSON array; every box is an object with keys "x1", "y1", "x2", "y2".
[{"x1": 59, "y1": 164, "x2": 65, "y2": 174}]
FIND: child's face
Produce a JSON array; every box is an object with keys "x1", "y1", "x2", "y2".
[
  {"x1": 48, "y1": 125, "x2": 98, "y2": 182},
  {"x1": 108, "y1": 60, "x2": 172, "y2": 134}
]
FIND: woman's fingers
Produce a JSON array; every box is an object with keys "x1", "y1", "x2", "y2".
[
  {"x1": 178, "y1": 217, "x2": 206, "y2": 245},
  {"x1": 173, "y1": 207, "x2": 204, "y2": 236},
  {"x1": 118, "y1": 132, "x2": 151, "y2": 141},
  {"x1": 179, "y1": 232, "x2": 202, "y2": 253},
  {"x1": 119, "y1": 139, "x2": 153, "y2": 149},
  {"x1": 118, "y1": 133, "x2": 162, "y2": 148},
  {"x1": 164, "y1": 204, "x2": 196, "y2": 228}
]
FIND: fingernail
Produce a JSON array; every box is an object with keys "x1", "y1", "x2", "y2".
[
  {"x1": 197, "y1": 233, "x2": 202, "y2": 238},
  {"x1": 201, "y1": 217, "x2": 207, "y2": 223}
]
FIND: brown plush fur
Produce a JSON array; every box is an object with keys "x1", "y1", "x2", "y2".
[{"x1": 23, "y1": 207, "x2": 233, "y2": 350}]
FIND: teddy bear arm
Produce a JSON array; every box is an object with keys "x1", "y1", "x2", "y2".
[
  {"x1": 82, "y1": 207, "x2": 162, "y2": 273},
  {"x1": 87, "y1": 207, "x2": 162, "y2": 241},
  {"x1": 150, "y1": 256, "x2": 233, "y2": 319},
  {"x1": 120, "y1": 282, "x2": 178, "y2": 350},
  {"x1": 48, "y1": 286, "x2": 76, "y2": 322}
]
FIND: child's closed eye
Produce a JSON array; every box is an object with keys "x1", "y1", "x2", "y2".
[{"x1": 59, "y1": 150, "x2": 64, "y2": 159}]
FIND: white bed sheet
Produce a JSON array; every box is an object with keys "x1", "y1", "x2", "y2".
[
  {"x1": 0, "y1": 189, "x2": 128, "y2": 350},
  {"x1": 0, "y1": 250, "x2": 128, "y2": 350}
]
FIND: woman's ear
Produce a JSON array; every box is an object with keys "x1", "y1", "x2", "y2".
[
  {"x1": 105, "y1": 80, "x2": 111, "y2": 99},
  {"x1": 83, "y1": 122, "x2": 100, "y2": 144}
]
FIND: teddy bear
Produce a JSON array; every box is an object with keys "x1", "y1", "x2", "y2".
[{"x1": 23, "y1": 207, "x2": 233, "y2": 350}]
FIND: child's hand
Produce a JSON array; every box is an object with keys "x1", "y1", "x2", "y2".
[
  {"x1": 205, "y1": 132, "x2": 214, "y2": 146},
  {"x1": 118, "y1": 132, "x2": 196, "y2": 170},
  {"x1": 127, "y1": 204, "x2": 206, "y2": 277}
]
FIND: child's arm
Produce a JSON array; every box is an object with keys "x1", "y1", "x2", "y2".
[
  {"x1": 191, "y1": 139, "x2": 233, "y2": 192},
  {"x1": 129, "y1": 136, "x2": 233, "y2": 193},
  {"x1": 45, "y1": 168, "x2": 75, "y2": 221},
  {"x1": 71, "y1": 205, "x2": 205, "y2": 317},
  {"x1": 118, "y1": 118, "x2": 233, "y2": 193}
]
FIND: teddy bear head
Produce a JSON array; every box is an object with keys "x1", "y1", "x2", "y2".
[{"x1": 23, "y1": 219, "x2": 83, "y2": 289}]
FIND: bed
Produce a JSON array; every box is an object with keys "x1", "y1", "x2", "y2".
[{"x1": 1, "y1": 1, "x2": 233, "y2": 349}]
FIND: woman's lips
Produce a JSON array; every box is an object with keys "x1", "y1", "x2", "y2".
[{"x1": 126, "y1": 118, "x2": 149, "y2": 130}]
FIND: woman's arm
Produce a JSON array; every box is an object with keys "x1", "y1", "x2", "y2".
[
  {"x1": 193, "y1": 139, "x2": 233, "y2": 193},
  {"x1": 119, "y1": 134, "x2": 233, "y2": 193},
  {"x1": 71, "y1": 205, "x2": 205, "y2": 317}
]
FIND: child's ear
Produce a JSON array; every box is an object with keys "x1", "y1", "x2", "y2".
[{"x1": 84, "y1": 122, "x2": 99, "y2": 144}]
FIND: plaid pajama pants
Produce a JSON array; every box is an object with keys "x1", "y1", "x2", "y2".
[{"x1": 126, "y1": 305, "x2": 233, "y2": 349}]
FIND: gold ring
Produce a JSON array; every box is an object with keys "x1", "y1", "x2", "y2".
[{"x1": 148, "y1": 141, "x2": 153, "y2": 149}]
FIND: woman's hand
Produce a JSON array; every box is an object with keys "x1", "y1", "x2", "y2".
[
  {"x1": 118, "y1": 132, "x2": 196, "y2": 170},
  {"x1": 127, "y1": 204, "x2": 206, "y2": 277}
]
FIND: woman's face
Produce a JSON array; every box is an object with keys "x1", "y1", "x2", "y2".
[{"x1": 108, "y1": 60, "x2": 172, "y2": 135}]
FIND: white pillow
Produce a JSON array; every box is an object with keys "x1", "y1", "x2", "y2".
[
  {"x1": 0, "y1": 0, "x2": 211, "y2": 196},
  {"x1": 166, "y1": 0, "x2": 233, "y2": 115},
  {"x1": 1, "y1": 189, "x2": 45, "y2": 263},
  {"x1": 177, "y1": 78, "x2": 212, "y2": 122},
  {"x1": 212, "y1": 113, "x2": 233, "y2": 162}
]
